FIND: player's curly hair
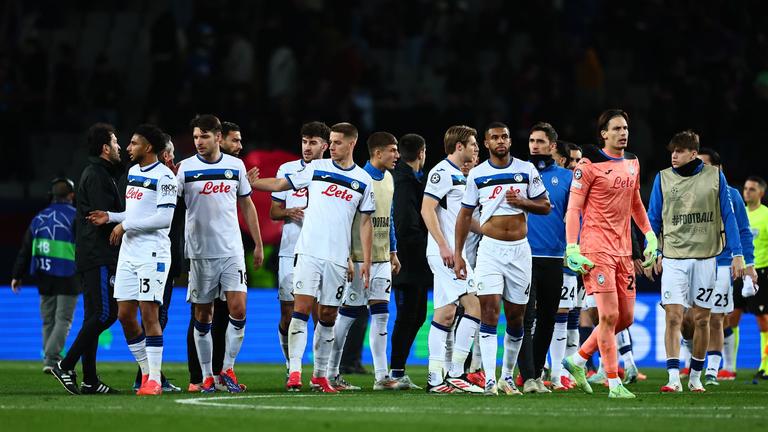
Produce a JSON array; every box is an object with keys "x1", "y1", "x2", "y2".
[
  {"x1": 444, "y1": 125, "x2": 477, "y2": 155},
  {"x1": 134, "y1": 124, "x2": 167, "y2": 155}
]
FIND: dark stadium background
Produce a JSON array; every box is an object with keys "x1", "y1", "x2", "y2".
[{"x1": 1, "y1": 0, "x2": 767, "y2": 286}]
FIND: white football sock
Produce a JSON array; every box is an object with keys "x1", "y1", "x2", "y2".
[
  {"x1": 449, "y1": 315, "x2": 479, "y2": 378},
  {"x1": 328, "y1": 309, "x2": 357, "y2": 379},
  {"x1": 428, "y1": 321, "x2": 449, "y2": 386},
  {"x1": 313, "y1": 320, "x2": 335, "y2": 378},
  {"x1": 222, "y1": 316, "x2": 246, "y2": 372},
  {"x1": 501, "y1": 327, "x2": 524, "y2": 380},
  {"x1": 278, "y1": 326, "x2": 289, "y2": 369},
  {"x1": 549, "y1": 317, "x2": 568, "y2": 379},
  {"x1": 369, "y1": 304, "x2": 390, "y2": 382},
  {"x1": 479, "y1": 323, "x2": 498, "y2": 385},
  {"x1": 470, "y1": 327, "x2": 482, "y2": 372},
  {"x1": 145, "y1": 335, "x2": 163, "y2": 383},
  {"x1": 127, "y1": 334, "x2": 149, "y2": 376},
  {"x1": 193, "y1": 320, "x2": 214, "y2": 379},
  {"x1": 287, "y1": 313, "x2": 309, "y2": 373},
  {"x1": 706, "y1": 351, "x2": 722, "y2": 376}
]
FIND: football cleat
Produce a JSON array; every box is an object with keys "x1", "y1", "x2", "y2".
[
  {"x1": 496, "y1": 376, "x2": 522, "y2": 395},
  {"x1": 80, "y1": 379, "x2": 120, "y2": 395},
  {"x1": 51, "y1": 362, "x2": 80, "y2": 395},
  {"x1": 660, "y1": 382, "x2": 683, "y2": 393},
  {"x1": 200, "y1": 376, "x2": 216, "y2": 393},
  {"x1": 466, "y1": 370, "x2": 486, "y2": 388},
  {"x1": 394, "y1": 375, "x2": 422, "y2": 390},
  {"x1": 551, "y1": 376, "x2": 569, "y2": 391},
  {"x1": 161, "y1": 378, "x2": 182, "y2": 392},
  {"x1": 331, "y1": 374, "x2": 361, "y2": 391},
  {"x1": 42, "y1": 365, "x2": 54, "y2": 375},
  {"x1": 219, "y1": 368, "x2": 243, "y2": 393},
  {"x1": 562, "y1": 357, "x2": 593, "y2": 394},
  {"x1": 484, "y1": 380, "x2": 499, "y2": 396},
  {"x1": 136, "y1": 379, "x2": 162, "y2": 396},
  {"x1": 286, "y1": 372, "x2": 302, "y2": 392},
  {"x1": 608, "y1": 383, "x2": 636, "y2": 399},
  {"x1": 426, "y1": 380, "x2": 458, "y2": 394},
  {"x1": 704, "y1": 375, "x2": 719, "y2": 386},
  {"x1": 373, "y1": 377, "x2": 400, "y2": 391},
  {"x1": 445, "y1": 374, "x2": 484, "y2": 393},
  {"x1": 188, "y1": 382, "x2": 202, "y2": 392},
  {"x1": 587, "y1": 368, "x2": 606, "y2": 385},
  {"x1": 310, "y1": 376, "x2": 338, "y2": 393},
  {"x1": 688, "y1": 379, "x2": 706, "y2": 393},
  {"x1": 623, "y1": 365, "x2": 639, "y2": 384},
  {"x1": 717, "y1": 369, "x2": 736, "y2": 381},
  {"x1": 680, "y1": 367, "x2": 690, "y2": 379},
  {"x1": 535, "y1": 378, "x2": 551, "y2": 393},
  {"x1": 561, "y1": 375, "x2": 575, "y2": 389},
  {"x1": 515, "y1": 374, "x2": 524, "y2": 387}
]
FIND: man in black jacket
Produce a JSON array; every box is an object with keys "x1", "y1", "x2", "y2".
[
  {"x1": 389, "y1": 133, "x2": 430, "y2": 389},
  {"x1": 51, "y1": 123, "x2": 124, "y2": 395}
]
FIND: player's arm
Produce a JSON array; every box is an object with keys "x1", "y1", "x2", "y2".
[
  {"x1": 11, "y1": 227, "x2": 33, "y2": 293},
  {"x1": 564, "y1": 164, "x2": 594, "y2": 274},
  {"x1": 507, "y1": 169, "x2": 551, "y2": 215},
  {"x1": 269, "y1": 199, "x2": 304, "y2": 223},
  {"x1": 732, "y1": 188, "x2": 756, "y2": 279},
  {"x1": 389, "y1": 205, "x2": 401, "y2": 275},
  {"x1": 421, "y1": 171, "x2": 453, "y2": 266},
  {"x1": 454, "y1": 206, "x2": 474, "y2": 280},
  {"x1": 250, "y1": 177, "x2": 292, "y2": 192},
  {"x1": 719, "y1": 172, "x2": 745, "y2": 278},
  {"x1": 238, "y1": 195, "x2": 264, "y2": 269},
  {"x1": 359, "y1": 212, "x2": 373, "y2": 289}
]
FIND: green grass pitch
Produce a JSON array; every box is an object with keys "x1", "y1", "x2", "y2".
[{"x1": 1, "y1": 361, "x2": 766, "y2": 431}]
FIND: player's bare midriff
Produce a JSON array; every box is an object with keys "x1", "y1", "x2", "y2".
[{"x1": 481, "y1": 213, "x2": 527, "y2": 241}]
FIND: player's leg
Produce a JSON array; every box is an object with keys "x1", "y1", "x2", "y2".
[
  {"x1": 552, "y1": 275, "x2": 577, "y2": 389},
  {"x1": 531, "y1": 259, "x2": 562, "y2": 391},
  {"x1": 426, "y1": 256, "x2": 460, "y2": 392},
  {"x1": 40, "y1": 294, "x2": 56, "y2": 371},
  {"x1": 659, "y1": 257, "x2": 690, "y2": 392},
  {"x1": 705, "y1": 265, "x2": 732, "y2": 384},
  {"x1": 134, "y1": 262, "x2": 168, "y2": 395},
  {"x1": 211, "y1": 297, "x2": 229, "y2": 377},
  {"x1": 328, "y1": 264, "x2": 362, "y2": 389},
  {"x1": 277, "y1": 256, "x2": 295, "y2": 372},
  {"x1": 753, "y1": 268, "x2": 768, "y2": 378},
  {"x1": 679, "y1": 309, "x2": 694, "y2": 375},
  {"x1": 186, "y1": 304, "x2": 203, "y2": 390},
  {"x1": 186, "y1": 258, "x2": 219, "y2": 392},
  {"x1": 687, "y1": 259, "x2": 716, "y2": 391},
  {"x1": 286, "y1": 255, "x2": 322, "y2": 391},
  {"x1": 308, "y1": 259, "x2": 347, "y2": 393},
  {"x1": 446, "y1": 290, "x2": 481, "y2": 388},
  {"x1": 366, "y1": 264, "x2": 396, "y2": 388}
]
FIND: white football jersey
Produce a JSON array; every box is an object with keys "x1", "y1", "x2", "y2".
[
  {"x1": 272, "y1": 159, "x2": 309, "y2": 258},
  {"x1": 286, "y1": 159, "x2": 375, "y2": 266},
  {"x1": 423, "y1": 158, "x2": 467, "y2": 257},
  {"x1": 177, "y1": 153, "x2": 252, "y2": 259},
  {"x1": 461, "y1": 158, "x2": 548, "y2": 226},
  {"x1": 119, "y1": 161, "x2": 177, "y2": 262}
]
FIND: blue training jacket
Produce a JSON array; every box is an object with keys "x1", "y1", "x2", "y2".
[{"x1": 528, "y1": 158, "x2": 572, "y2": 259}]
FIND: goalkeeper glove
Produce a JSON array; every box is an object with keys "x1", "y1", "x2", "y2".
[
  {"x1": 566, "y1": 243, "x2": 594, "y2": 275},
  {"x1": 642, "y1": 231, "x2": 659, "y2": 268}
]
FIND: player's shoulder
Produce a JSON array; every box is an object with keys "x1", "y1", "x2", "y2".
[
  {"x1": 353, "y1": 164, "x2": 375, "y2": 183},
  {"x1": 155, "y1": 163, "x2": 175, "y2": 180},
  {"x1": 513, "y1": 158, "x2": 538, "y2": 173},
  {"x1": 279, "y1": 158, "x2": 304, "y2": 172},
  {"x1": 220, "y1": 153, "x2": 245, "y2": 168}
]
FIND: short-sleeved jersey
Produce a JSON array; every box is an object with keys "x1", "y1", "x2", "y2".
[
  {"x1": 461, "y1": 158, "x2": 547, "y2": 226},
  {"x1": 570, "y1": 148, "x2": 641, "y2": 256},
  {"x1": 286, "y1": 159, "x2": 375, "y2": 266},
  {"x1": 424, "y1": 158, "x2": 467, "y2": 257},
  {"x1": 271, "y1": 159, "x2": 309, "y2": 258},
  {"x1": 120, "y1": 161, "x2": 177, "y2": 262},
  {"x1": 177, "y1": 153, "x2": 252, "y2": 259}
]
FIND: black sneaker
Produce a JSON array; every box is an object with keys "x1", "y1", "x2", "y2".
[
  {"x1": 752, "y1": 370, "x2": 767, "y2": 384},
  {"x1": 80, "y1": 379, "x2": 120, "y2": 394},
  {"x1": 51, "y1": 362, "x2": 80, "y2": 395}
]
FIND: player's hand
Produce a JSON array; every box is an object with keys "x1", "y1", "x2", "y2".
[
  {"x1": 743, "y1": 275, "x2": 759, "y2": 298},
  {"x1": 505, "y1": 188, "x2": 526, "y2": 208},
  {"x1": 454, "y1": 255, "x2": 468, "y2": 280},
  {"x1": 652, "y1": 255, "x2": 663, "y2": 278},
  {"x1": 633, "y1": 259, "x2": 644, "y2": 276},
  {"x1": 10, "y1": 279, "x2": 21, "y2": 294},
  {"x1": 284, "y1": 207, "x2": 304, "y2": 223},
  {"x1": 360, "y1": 262, "x2": 371, "y2": 289},
  {"x1": 565, "y1": 244, "x2": 594, "y2": 275},
  {"x1": 164, "y1": 159, "x2": 180, "y2": 175},
  {"x1": 87, "y1": 210, "x2": 109, "y2": 226},
  {"x1": 439, "y1": 244, "x2": 455, "y2": 268},
  {"x1": 109, "y1": 223, "x2": 125, "y2": 245},
  {"x1": 346, "y1": 259, "x2": 355, "y2": 282},
  {"x1": 390, "y1": 252, "x2": 401, "y2": 276},
  {"x1": 747, "y1": 265, "x2": 758, "y2": 282},
  {"x1": 252, "y1": 244, "x2": 264, "y2": 269},
  {"x1": 247, "y1": 167, "x2": 260, "y2": 186},
  {"x1": 732, "y1": 256, "x2": 746, "y2": 280},
  {"x1": 642, "y1": 232, "x2": 659, "y2": 268}
]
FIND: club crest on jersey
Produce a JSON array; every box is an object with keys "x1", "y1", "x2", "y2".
[
  {"x1": 143, "y1": 179, "x2": 151, "y2": 188},
  {"x1": 348, "y1": 292, "x2": 357, "y2": 302},
  {"x1": 225, "y1": 170, "x2": 234, "y2": 179},
  {"x1": 109, "y1": 275, "x2": 115, "y2": 287},
  {"x1": 574, "y1": 169, "x2": 583, "y2": 180},
  {"x1": 514, "y1": 174, "x2": 523, "y2": 183},
  {"x1": 430, "y1": 173, "x2": 441, "y2": 184},
  {"x1": 551, "y1": 176, "x2": 559, "y2": 186},
  {"x1": 629, "y1": 165, "x2": 636, "y2": 176},
  {"x1": 597, "y1": 274, "x2": 605, "y2": 285},
  {"x1": 468, "y1": 279, "x2": 475, "y2": 289},
  {"x1": 664, "y1": 291, "x2": 671, "y2": 299},
  {"x1": 296, "y1": 281, "x2": 303, "y2": 290},
  {"x1": 537, "y1": 161, "x2": 546, "y2": 169},
  {"x1": 351, "y1": 180, "x2": 360, "y2": 190}
]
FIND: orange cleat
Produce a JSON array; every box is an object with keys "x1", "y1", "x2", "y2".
[
  {"x1": 466, "y1": 370, "x2": 486, "y2": 388},
  {"x1": 717, "y1": 369, "x2": 736, "y2": 381},
  {"x1": 680, "y1": 367, "x2": 690, "y2": 379},
  {"x1": 136, "y1": 379, "x2": 162, "y2": 396},
  {"x1": 187, "y1": 383, "x2": 201, "y2": 392},
  {"x1": 286, "y1": 371, "x2": 302, "y2": 392},
  {"x1": 310, "y1": 376, "x2": 338, "y2": 393},
  {"x1": 200, "y1": 376, "x2": 216, "y2": 393}
]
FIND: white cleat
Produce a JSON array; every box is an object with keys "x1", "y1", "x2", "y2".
[
  {"x1": 484, "y1": 379, "x2": 499, "y2": 396},
  {"x1": 688, "y1": 379, "x2": 706, "y2": 393},
  {"x1": 660, "y1": 381, "x2": 683, "y2": 393},
  {"x1": 496, "y1": 376, "x2": 522, "y2": 395},
  {"x1": 373, "y1": 377, "x2": 400, "y2": 391},
  {"x1": 393, "y1": 375, "x2": 422, "y2": 390},
  {"x1": 445, "y1": 374, "x2": 484, "y2": 393}
]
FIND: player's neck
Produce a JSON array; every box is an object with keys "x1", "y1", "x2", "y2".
[
  {"x1": 748, "y1": 201, "x2": 761, "y2": 211},
  {"x1": 333, "y1": 157, "x2": 355, "y2": 170},
  {"x1": 603, "y1": 146, "x2": 624, "y2": 158},
  {"x1": 406, "y1": 159, "x2": 421, "y2": 173},
  {"x1": 369, "y1": 159, "x2": 387, "y2": 172},
  {"x1": 138, "y1": 155, "x2": 158, "y2": 168},
  {"x1": 489, "y1": 154, "x2": 510, "y2": 167},
  {"x1": 200, "y1": 148, "x2": 222, "y2": 163},
  {"x1": 447, "y1": 153, "x2": 463, "y2": 168}
]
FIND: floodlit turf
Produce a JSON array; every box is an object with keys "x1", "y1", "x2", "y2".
[{"x1": 1, "y1": 361, "x2": 767, "y2": 431}]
